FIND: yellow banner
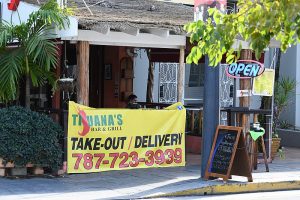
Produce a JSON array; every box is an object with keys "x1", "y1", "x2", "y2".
[{"x1": 67, "y1": 101, "x2": 186, "y2": 173}]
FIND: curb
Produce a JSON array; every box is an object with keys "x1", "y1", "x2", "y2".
[{"x1": 148, "y1": 180, "x2": 300, "y2": 198}]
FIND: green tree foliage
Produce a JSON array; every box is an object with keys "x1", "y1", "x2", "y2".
[
  {"x1": 0, "y1": 0, "x2": 70, "y2": 102},
  {"x1": 184, "y1": 0, "x2": 300, "y2": 66}
]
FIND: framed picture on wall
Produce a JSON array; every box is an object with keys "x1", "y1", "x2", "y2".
[{"x1": 104, "y1": 64, "x2": 112, "y2": 80}]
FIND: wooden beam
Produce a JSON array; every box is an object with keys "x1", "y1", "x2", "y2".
[
  {"x1": 77, "y1": 41, "x2": 90, "y2": 106},
  {"x1": 121, "y1": 27, "x2": 140, "y2": 36},
  {"x1": 63, "y1": 30, "x2": 186, "y2": 49},
  {"x1": 177, "y1": 46, "x2": 185, "y2": 103},
  {"x1": 92, "y1": 25, "x2": 110, "y2": 35},
  {"x1": 144, "y1": 28, "x2": 169, "y2": 38}
]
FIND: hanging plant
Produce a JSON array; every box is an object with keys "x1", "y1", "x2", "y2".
[{"x1": 57, "y1": 77, "x2": 75, "y2": 92}]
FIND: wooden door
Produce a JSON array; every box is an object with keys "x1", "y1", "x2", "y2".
[{"x1": 89, "y1": 45, "x2": 104, "y2": 108}]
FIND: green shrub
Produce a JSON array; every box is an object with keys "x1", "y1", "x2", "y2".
[{"x1": 0, "y1": 106, "x2": 63, "y2": 170}]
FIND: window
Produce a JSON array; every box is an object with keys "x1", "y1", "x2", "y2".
[{"x1": 188, "y1": 63, "x2": 204, "y2": 87}]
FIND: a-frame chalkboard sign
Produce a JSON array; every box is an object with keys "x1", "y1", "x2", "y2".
[{"x1": 204, "y1": 125, "x2": 253, "y2": 182}]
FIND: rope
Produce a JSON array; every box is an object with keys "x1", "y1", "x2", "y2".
[
  {"x1": 77, "y1": 0, "x2": 105, "y2": 10},
  {"x1": 269, "y1": 48, "x2": 277, "y2": 69},
  {"x1": 80, "y1": 0, "x2": 94, "y2": 15}
]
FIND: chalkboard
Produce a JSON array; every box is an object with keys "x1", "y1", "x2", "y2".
[
  {"x1": 208, "y1": 130, "x2": 237, "y2": 174},
  {"x1": 204, "y1": 125, "x2": 252, "y2": 182}
]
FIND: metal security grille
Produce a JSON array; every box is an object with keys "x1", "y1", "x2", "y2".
[
  {"x1": 219, "y1": 64, "x2": 234, "y2": 125},
  {"x1": 159, "y1": 63, "x2": 178, "y2": 103}
]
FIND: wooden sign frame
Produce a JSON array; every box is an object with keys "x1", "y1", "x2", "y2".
[{"x1": 204, "y1": 125, "x2": 253, "y2": 182}]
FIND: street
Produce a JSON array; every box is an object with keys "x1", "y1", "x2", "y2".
[{"x1": 149, "y1": 190, "x2": 300, "y2": 200}]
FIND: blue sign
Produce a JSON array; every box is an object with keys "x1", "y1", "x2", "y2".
[{"x1": 226, "y1": 60, "x2": 265, "y2": 79}]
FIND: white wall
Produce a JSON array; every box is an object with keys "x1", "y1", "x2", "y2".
[
  {"x1": 133, "y1": 49, "x2": 203, "y2": 104},
  {"x1": 133, "y1": 49, "x2": 159, "y2": 103},
  {"x1": 0, "y1": 0, "x2": 77, "y2": 38},
  {"x1": 133, "y1": 49, "x2": 148, "y2": 102},
  {"x1": 1, "y1": 0, "x2": 39, "y2": 25}
]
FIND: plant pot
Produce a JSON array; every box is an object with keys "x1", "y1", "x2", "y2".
[
  {"x1": 186, "y1": 135, "x2": 202, "y2": 154},
  {"x1": 271, "y1": 137, "x2": 281, "y2": 160}
]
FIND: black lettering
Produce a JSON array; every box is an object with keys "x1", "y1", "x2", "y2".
[
  {"x1": 142, "y1": 136, "x2": 148, "y2": 148},
  {"x1": 164, "y1": 134, "x2": 170, "y2": 146},
  {"x1": 77, "y1": 138, "x2": 83, "y2": 150},
  {"x1": 71, "y1": 137, "x2": 78, "y2": 150},
  {"x1": 158, "y1": 135, "x2": 166, "y2": 146},
  {"x1": 119, "y1": 137, "x2": 126, "y2": 149},
  {"x1": 170, "y1": 134, "x2": 178, "y2": 145},
  {"x1": 104, "y1": 137, "x2": 112, "y2": 150},
  {"x1": 84, "y1": 138, "x2": 94, "y2": 150},
  {"x1": 148, "y1": 135, "x2": 155, "y2": 147},
  {"x1": 134, "y1": 136, "x2": 142, "y2": 148},
  {"x1": 112, "y1": 137, "x2": 119, "y2": 150},
  {"x1": 178, "y1": 133, "x2": 182, "y2": 145},
  {"x1": 93, "y1": 138, "x2": 101, "y2": 150}
]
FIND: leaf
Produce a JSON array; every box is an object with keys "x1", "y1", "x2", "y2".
[
  {"x1": 208, "y1": 8, "x2": 216, "y2": 16},
  {"x1": 186, "y1": 54, "x2": 193, "y2": 64},
  {"x1": 0, "y1": 48, "x2": 24, "y2": 102},
  {"x1": 226, "y1": 54, "x2": 235, "y2": 64}
]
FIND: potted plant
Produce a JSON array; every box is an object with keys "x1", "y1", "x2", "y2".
[
  {"x1": 186, "y1": 110, "x2": 202, "y2": 154},
  {"x1": 272, "y1": 77, "x2": 296, "y2": 159}
]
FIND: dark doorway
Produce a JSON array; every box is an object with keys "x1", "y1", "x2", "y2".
[{"x1": 89, "y1": 45, "x2": 104, "y2": 108}]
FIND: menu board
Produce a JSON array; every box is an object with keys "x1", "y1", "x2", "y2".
[
  {"x1": 205, "y1": 126, "x2": 253, "y2": 182},
  {"x1": 208, "y1": 130, "x2": 237, "y2": 175}
]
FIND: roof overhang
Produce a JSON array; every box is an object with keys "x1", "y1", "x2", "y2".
[
  {"x1": 155, "y1": 0, "x2": 194, "y2": 5},
  {"x1": 63, "y1": 29, "x2": 186, "y2": 49},
  {"x1": 233, "y1": 38, "x2": 281, "y2": 50}
]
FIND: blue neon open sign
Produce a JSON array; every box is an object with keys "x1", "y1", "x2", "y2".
[{"x1": 225, "y1": 60, "x2": 265, "y2": 79}]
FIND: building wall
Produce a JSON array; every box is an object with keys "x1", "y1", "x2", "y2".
[
  {"x1": 103, "y1": 46, "x2": 120, "y2": 108},
  {"x1": 133, "y1": 48, "x2": 203, "y2": 105},
  {"x1": 133, "y1": 49, "x2": 150, "y2": 102},
  {"x1": 296, "y1": 45, "x2": 300, "y2": 128},
  {"x1": 184, "y1": 64, "x2": 203, "y2": 106},
  {"x1": 0, "y1": 0, "x2": 77, "y2": 37},
  {"x1": 1, "y1": 0, "x2": 38, "y2": 25},
  {"x1": 279, "y1": 45, "x2": 298, "y2": 126}
]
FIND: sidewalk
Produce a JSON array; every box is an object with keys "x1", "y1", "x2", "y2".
[{"x1": 0, "y1": 148, "x2": 299, "y2": 200}]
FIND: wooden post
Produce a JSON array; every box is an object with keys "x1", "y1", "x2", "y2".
[
  {"x1": 77, "y1": 41, "x2": 90, "y2": 106},
  {"x1": 198, "y1": 110, "x2": 203, "y2": 135},
  {"x1": 190, "y1": 110, "x2": 195, "y2": 132},
  {"x1": 146, "y1": 62, "x2": 154, "y2": 103},
  {"x1": 52, "y1": 43, "x2": 62, "y2": 122},
  {"x1": 239, "y1": 49, "x2": 252, "y2": 131},
  {"x1": 177, "y1": 46, "x2": 185, "y2": 103}
]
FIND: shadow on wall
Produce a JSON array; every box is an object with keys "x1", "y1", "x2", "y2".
[{"x1": 278, "y1": 129, "x2": 300, "y2": 148}]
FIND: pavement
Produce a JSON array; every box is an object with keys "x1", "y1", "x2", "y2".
[{"x1": 0, "y1": 147, "x2": 300, "y2": 200}]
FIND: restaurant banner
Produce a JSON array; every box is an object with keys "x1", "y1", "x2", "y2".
[{"x1": 67, "y1": 101, "x2": 186, "y2": 173}]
